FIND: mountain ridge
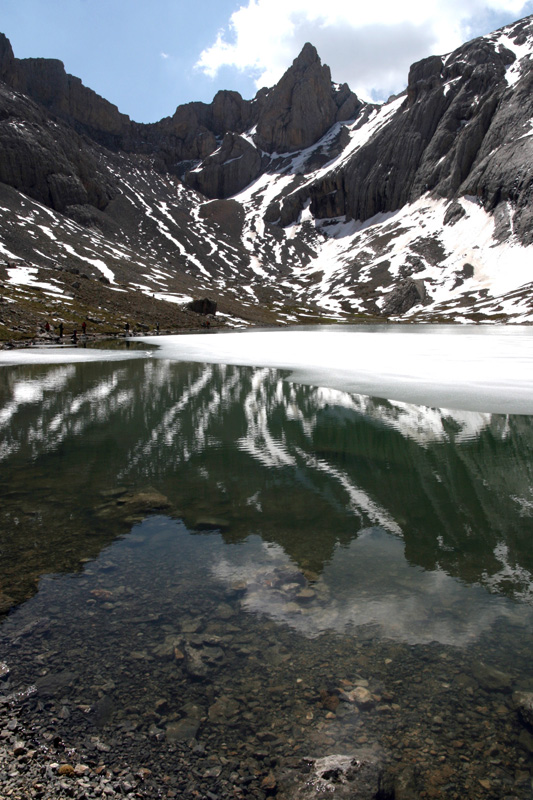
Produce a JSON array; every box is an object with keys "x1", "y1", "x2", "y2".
[{"x1": 1, "y1": 15, "x2": 533, "y2": 342}]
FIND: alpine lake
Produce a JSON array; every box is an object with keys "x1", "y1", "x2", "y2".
[{"x1": 1, "y1": 326, "x2": 533, "y2": 800}]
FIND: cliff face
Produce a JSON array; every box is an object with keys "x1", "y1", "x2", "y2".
[
  {"x1": 0, "y1": 34, "x2": 128, "y2": 145},
  {"x1": 0, "y1": 17, "x2": 533, "y2": 328},
  {"x1": 0, "y1": 78, "x2": 115, "y2": 215},
  {"x1": 340, "y1": 36, "x2": 520, "y2": 221},
  {"x1": 2, "y1": 24, "x2": 531, "y2": 225},
  {"x1": 0, "y1": 35, "x2": 364, "y2": 195},
  {"x1": 255, "y1": 24, "x2": 533, "y2": 243},
  {"x1": 254, "y1": 43, "x2": 362, "y2": 153}
]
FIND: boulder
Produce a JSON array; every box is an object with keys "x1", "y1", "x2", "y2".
[
  {"x1": 513, "y1": 691, "x2": 533, "y2": 728},
  {"x1": 472, "y1": 661, "x2": 512, "y2": 692},
  {"x1": 276, "y1": 750, "x2": 392, "y2": 800},
  {"x1": 166, "y1": 717, "x2": 200, "y2": 741},
  {"x1": 122, "y1": 489, "x2": 172, "y2": 514},
  {"x1": 187, "y1": 297, "x2": 217, "y2": 315}
]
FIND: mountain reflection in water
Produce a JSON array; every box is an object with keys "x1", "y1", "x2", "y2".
[{"x1": 1, "y1": 357, "x2": 533, "y2": 623}]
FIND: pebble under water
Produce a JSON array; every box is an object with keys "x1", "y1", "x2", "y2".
[{"x1": 1, "y1": 355, "x2": 533, "y2": 799}]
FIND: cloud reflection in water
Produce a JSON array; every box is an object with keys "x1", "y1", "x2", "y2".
[{"x1": 212, "y1": 529, "x2": 531, "y2": 646}]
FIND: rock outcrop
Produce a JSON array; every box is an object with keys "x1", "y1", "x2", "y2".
[
  {"x1": 0, "y1": 33, "x2": 15, "y2": 84},
  {"x1": 187, "y1": 298, "x2": 218, "y2": 315},
  {"x1": 184, "y1": 132, "x2": 264, "y2": 198},
  {"x1": 334, "y1": 37, "x2": 513, "y2": 223},
  {"x1": 131, "y1": 89, "x2": 258, "y2": 176},
  {"x1": 1, "y1": 22, "x2": 532, "y2": 231},
  {"x1": 0, "y1": 81, "x2": 115, "y2": 214},
  {"x1": 382, "y1": 280, "x2": 427, "y2": 316},
  {"x1": 254, "y1": 43, "x2": 362, "y2": 153},
  {"x1": 11, "y1": 58, "x2": 129, "y2": 145}
]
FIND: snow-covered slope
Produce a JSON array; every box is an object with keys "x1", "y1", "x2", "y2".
[{"x1": 1, "y1": 14, "x2": 533, "y2": 337}]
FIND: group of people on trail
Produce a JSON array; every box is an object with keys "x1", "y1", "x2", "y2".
[
  {"x1": 124, "y1": 322, "x2": 160, "y2": 335},
  {"x1": 40, "y1": 319, "x2": 161, "y2": 340},
  {"x1": 41, "y1": 320, "x2": 86, "y2": 341}
]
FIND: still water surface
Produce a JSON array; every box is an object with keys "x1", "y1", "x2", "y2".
[{"x1": 1, "y1": 328, "x2": 533, "y2": 797}]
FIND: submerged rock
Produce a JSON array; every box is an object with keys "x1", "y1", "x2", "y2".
[
  {"x1": 472, "y1": 662, "x2": 512, "y2": 692},
  {"x1": 166, "y1": 717, "x2": 200, "y2": 742},
  {"x1": 194, "y1": 516, "x2": 230, "y2": 531},
  {"x1": 513, "y1": 691, "x2": 533, "y2": 728},
  {"x1": 320, "y1": 690, "x2": 340, "y2": 712},
  {"x1": 277, "y1": 749, "x2": 388, "y2": 799},
  {"x1": 183, "y1": 647, "x2": 208, "y2": 679},
  {"x1": 122, "y1": 489, "x2": 172, "y2": 515},
  {"x1": 296, "y1": 588, "x2": 316, "y2": 603},
  {"x1": 208, "y1": 695, "x2": 240, "y2": 723},
  {"x1": 342, "y1": 686, "x2": 374, "y2": 709},
  {"x1": 35, "y1": 670, "x2": 76, "y2": 697},
  {"x1": 93, "y1": 695, "x2": 115, "y2": 728}
]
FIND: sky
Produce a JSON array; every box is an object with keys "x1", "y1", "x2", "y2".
[{"x1": 2, "y1": 0, "x2": 533, "y2": 123}]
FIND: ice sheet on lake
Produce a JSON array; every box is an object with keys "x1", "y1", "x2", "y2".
[
  {"x1": 3, "y1": 326, "x2": 533, "y2": 415},
  {"x1": 138, "y1": 326, "x2": 533, "y2": 415},
  {"x1": 0, "y1": 347, "x2": 151, "y2": 367}
]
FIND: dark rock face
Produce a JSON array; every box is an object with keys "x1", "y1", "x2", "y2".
[
  {"x1": 187, "y1": 298, "x2": 217, "y2": 315},
  {"x1": 254, "y1": 43, "x2": 362, "y2": 154},
  {"x1": 443, "y1": 201, "x2": 467, "y2": 226},
  {"x1": 0, "y1": 82, "x2": 115, "y2": 214},
  {"x1": 184, "y1": 132, "x2": 264, "y2": 198},
  {"x1": 244, "y1": 17, "x2": 533, "y2": 256},
  {"x1": 11, "y1": 57, "x2": 129, "y2": 146},
  {"x1": 459, "y1": 62, "x2": 533, "y2": 244},
  {"x1": 0, "y1": 33, "x2": 15, "y2": 83},
  {"x1": 382, "y1": 280, "x2": 427, "y2": 316},
  {"x1": 3, "y1": 22, "x2": 530, "y2": 237},
  {"x1": 137, "y1": 89, "x2": 258, "y2": 175},
  {"x1": 0, "y1": 43, "x2": 259, "y2": 180},
  {"x1": 336, "y1": 37, "x2": 513, "y2": 224}
]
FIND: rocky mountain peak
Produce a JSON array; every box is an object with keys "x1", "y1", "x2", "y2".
[
  {"x1": 254, "y1": 42, "x2": 362, "y2": 153},
  {"x1": 292, "y1": 41, "x2": 321, "y2": 68}
]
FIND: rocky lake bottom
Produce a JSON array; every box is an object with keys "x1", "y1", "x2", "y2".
[
  {"x1": 1, "y1": 510, "x2": 533, "y2": 800},
  {"x1": 2, "y1": 351, "x2": 533, "y2": 798}
]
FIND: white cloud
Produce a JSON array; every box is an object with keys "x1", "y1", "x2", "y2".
[
  {"x1": 160, "y1": 52, "x2": 170, "y2": 60},
  {"x1": 195, "y1": 0, "x2": 533, "y2": 101}
]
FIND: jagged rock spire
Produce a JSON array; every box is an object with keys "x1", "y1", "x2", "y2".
[{"x1": 254, "y1": 42, "x2": 361, "y2": 153}]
